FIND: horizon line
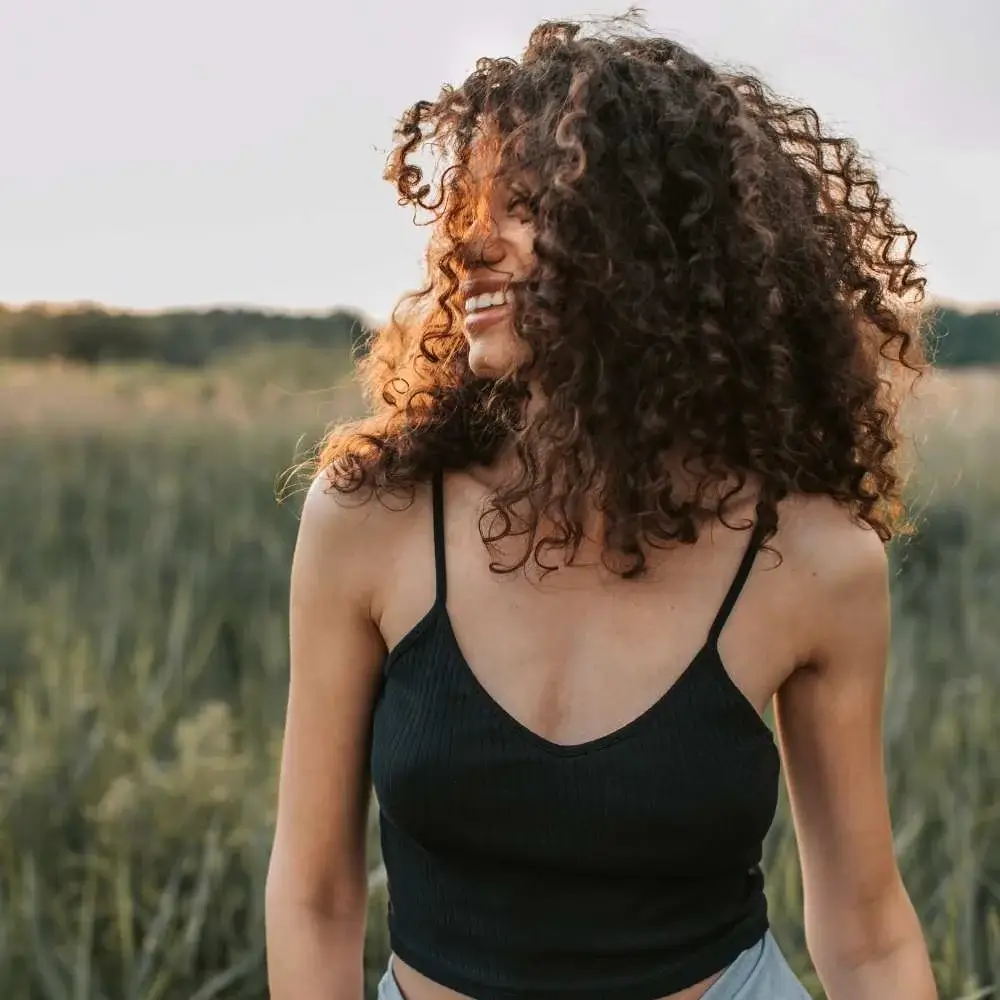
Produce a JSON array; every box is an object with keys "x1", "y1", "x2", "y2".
[{"x1": 1, "y1": 294, "x2": 998, "y2": 324}]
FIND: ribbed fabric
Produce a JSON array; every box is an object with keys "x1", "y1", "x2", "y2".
[{"x1": 370, "y1": 471, "x2": 781, "y2": 999}]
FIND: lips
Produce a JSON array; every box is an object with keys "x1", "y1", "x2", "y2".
[
  {"x1": 463, "y1": 297, "x2": 513, "y2": 337},
  {"x1": 460, "y1": 276, "x2": 510, "y2": 302},
  {"x1": 459, "y1": 275, "x2": 515, "y2": 336}
]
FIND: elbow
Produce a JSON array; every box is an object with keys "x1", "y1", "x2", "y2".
[
  {"x1": 264, "y1": 870, "x2": 369, "y2": 1000},
  {"x1": 806, "y1": 876, "x2": 924, "y2": 971},
  {"x1": 264, "y1": 878, "x2": 369, "y2": 969},
  {"x1": 264, "y1": 855, "x2": 369, "y2": 932}
]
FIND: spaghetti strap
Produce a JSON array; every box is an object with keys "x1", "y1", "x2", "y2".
[
  {"x1": 431, "y1": 469, "x2": 447, "y2": 604},
  {"x1": 707, "y1": 517, "x2": 767, "y2": 648}
]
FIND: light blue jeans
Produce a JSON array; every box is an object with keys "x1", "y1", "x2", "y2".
[{"x1": 376, "y1": 931, "x2": 811, "y2": 998}]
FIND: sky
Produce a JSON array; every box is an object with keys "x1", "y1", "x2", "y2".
[{"x1": 1, "y1": 0, "x2": 997, "y2": 324}]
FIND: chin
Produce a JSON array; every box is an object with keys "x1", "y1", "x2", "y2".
[
  {"x1": 467, "y1": 351, "x2": 505, "y2": 379},
  {"x1": 465, "y1": 329, "x2": 524, "y2": 380}
]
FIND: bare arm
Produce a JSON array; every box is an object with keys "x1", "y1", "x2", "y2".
[
  {"x1": 265, "y1": 474, "x2": 388, "y2": 1000},
  {"x1": 776, "y1": 517, "x2": 936, "y2": 1000}
]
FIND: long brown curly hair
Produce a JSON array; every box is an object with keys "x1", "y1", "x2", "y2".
[{"x1": 314, "y1": 11, "x2": 927, "y2": 578}]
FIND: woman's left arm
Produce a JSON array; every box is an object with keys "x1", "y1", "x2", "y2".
[{"x1": 775, "y1": 520, "x2": 936, "y2": 1000}]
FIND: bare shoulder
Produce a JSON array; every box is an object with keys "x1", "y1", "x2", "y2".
[
  {"x1": 772, "y1": 493, "x2": 891, "y2": 669},
  {"x1": 773, "y1": 493, "x2": 888, "y2": 588},
  {"x1": 298, "y1": 470, "x2": 412, "y2": 548},
  {"x1": 294, "y1": 470, "x2": 433, "y2": 615}
]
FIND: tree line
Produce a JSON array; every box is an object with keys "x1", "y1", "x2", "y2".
[
  {"x1": 0, "y1": 301, "x2": 997, "y2": 369},
  {"x1": 0, "y1": 304, "x2": 370, "y2": 367}
]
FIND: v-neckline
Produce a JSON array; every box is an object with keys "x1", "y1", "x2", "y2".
[{"x1": 378, "y1": 596, "x2": 774, "y2": 758}]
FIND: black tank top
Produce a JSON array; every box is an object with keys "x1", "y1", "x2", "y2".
[{"x1": 370, "y1": 471, "x2": 780, "y2": 999}]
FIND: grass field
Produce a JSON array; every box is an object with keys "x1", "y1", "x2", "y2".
[{"x1": 0, "y1": 354, "x2": 997, "y2": 999}]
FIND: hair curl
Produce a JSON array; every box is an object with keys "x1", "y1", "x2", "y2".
[{"x1": 314, "y1": 10, "x2": 928, "y2": 577}]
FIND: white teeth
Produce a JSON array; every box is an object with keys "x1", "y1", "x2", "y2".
[{"x1": 464, "y1": 289, "x2": 513, "y2": 314}]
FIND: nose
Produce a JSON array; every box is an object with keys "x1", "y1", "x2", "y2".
[{"x1": 458, "y1": 213, "x2": 505, "y2": 272}]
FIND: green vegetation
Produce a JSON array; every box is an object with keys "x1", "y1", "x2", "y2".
[{"x1": 0, "y1": 359, "x2": 997, "y2": 999}]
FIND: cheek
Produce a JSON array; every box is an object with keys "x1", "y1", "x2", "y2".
[
  {"x1": 511, "y1": 227, "x2": 537, "y2": 271},
  {"x1": 496, "y1": 220, "x2": 536, "y2": 274}
]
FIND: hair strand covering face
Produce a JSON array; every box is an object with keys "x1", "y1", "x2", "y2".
[{"x1": 312, "y1": 12, "x2": 928, "y2": 578}]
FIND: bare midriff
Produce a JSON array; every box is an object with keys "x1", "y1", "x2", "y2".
[{"x1": 389, "y1": 954, "x2": 725, "y2": 1000}]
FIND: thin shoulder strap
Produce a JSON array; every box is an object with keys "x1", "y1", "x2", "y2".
[
  {"x1": 431, "y1": 469, "x2": 448, "y2": 603},
  {"x1": 707, "y1": 516, "x2": 767, "y2": 647}
]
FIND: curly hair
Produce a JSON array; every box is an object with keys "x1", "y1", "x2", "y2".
[{"x1": 314, "y1": 11, "x2": 927, "y2": 578}]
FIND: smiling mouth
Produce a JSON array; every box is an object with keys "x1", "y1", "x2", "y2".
[
  {"x1": 463, "y1": 288, "x2": 513, "y2": 314},
  {"x1": 463, "y1": 300, "x2": 512, "y2": 335}
]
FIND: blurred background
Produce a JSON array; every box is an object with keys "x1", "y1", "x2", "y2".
[{"x1": 0, "y1": 1, "x2": 997, "y2": 998}]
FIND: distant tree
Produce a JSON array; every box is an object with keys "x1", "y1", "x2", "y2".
[
  {"x1": 47, "y1": 309, "x2": 150, "y2": 364},
  {"x1": 927, "y1": 306, "x2": 1000, "y2": 368},
  {"x1": 0, "y1": 304, "x2": 374, "y2": 367}
]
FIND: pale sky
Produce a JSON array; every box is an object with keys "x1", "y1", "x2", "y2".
[{"x1": 1, "y1": 0, "x2": 997, "y2": 324}]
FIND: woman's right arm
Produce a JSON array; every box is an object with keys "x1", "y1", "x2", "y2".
[{"x1": 266, "y1": 474, "x2": 389, "y2": 1000}]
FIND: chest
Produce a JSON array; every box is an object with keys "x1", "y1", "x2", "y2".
[
  {"x1": 379, "y1": 532, "x2": 796, "y2": 748},
  {"x1": 371, "y1": 616, "x2": 781, "y2": 875}
]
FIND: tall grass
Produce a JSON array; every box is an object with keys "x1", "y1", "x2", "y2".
[{"x1": 0, "y1": 365, "x2": 997, "y2": 999}]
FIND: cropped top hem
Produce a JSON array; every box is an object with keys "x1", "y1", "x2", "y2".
[{"x1": 387, "y1": 913, "x2": 770, "y2": 1000}]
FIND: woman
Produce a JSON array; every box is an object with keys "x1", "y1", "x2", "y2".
[{"x1": 266, "y1": 14, "x2": 938, "y2": 1000}]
